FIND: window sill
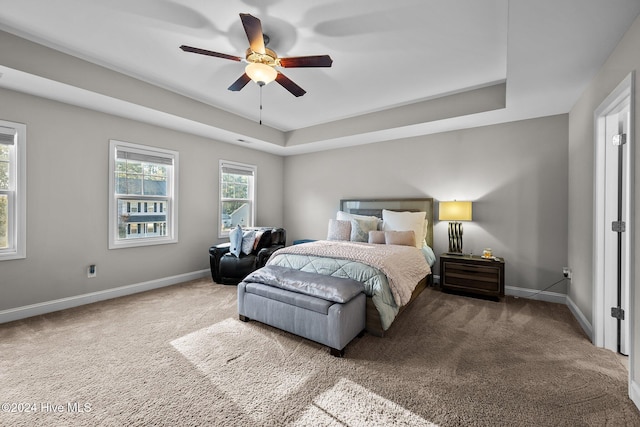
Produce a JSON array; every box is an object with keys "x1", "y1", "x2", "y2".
[{"x1": 108, "y1": 237, "x2": 178, "y2": 250}]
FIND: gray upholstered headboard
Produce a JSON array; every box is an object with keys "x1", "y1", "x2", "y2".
[{"x1": 339, "y1": 198, "x2": 434, "y2": 248}]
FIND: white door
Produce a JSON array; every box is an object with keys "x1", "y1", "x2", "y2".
[
  {"x1": 603, "y1": 104, "x2": 631, "y2": 355},
  {"x1": 594, "y1": 73, "x2": 633, "y2": 357}
]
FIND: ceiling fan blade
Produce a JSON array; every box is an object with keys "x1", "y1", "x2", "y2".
[
  {"x1": 279, "y1": 55, "x2": 333, "y2": 68},
  {"x1": 240, "y1": 13, "x2": 266, "y2": 54},
  {"x1": 228, "y1": 73, "x2": 252, "y2": 91},
  {"x1": 276, "y1": 72, "x2": 306, "y2": 97},
  {"x1": 180, "y1": 45, "x2": 242, "y2": 62}
]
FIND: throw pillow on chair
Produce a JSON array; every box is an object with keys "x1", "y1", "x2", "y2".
[{"x1": 210, "y1": 227, "x2": 286, "y2": 285}]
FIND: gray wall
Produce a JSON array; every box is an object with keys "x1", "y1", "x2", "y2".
[
  {"x1": 283, "y1": 115, "x2": 569, "y2": 293},
  {"x1": 0, "y1": 87, "x2": 284, "y2": 311},
  {"x1": 568, "y1": 13, "x2": 640, "y2": 392}
]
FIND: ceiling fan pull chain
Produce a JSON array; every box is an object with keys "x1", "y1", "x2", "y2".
[{"x1": 259, "y1": 83, "x2": 263, "y2": 125}]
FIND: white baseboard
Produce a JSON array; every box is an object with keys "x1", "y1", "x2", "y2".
[
  {"x1": 631, "y1": 379, "x2": 640, "y2": 412},
  {"x1": 434, "y1": 280, "x2": 594, "y2": 342},
  {"x1": 504, "y1": 287, "x2": 594, "y2": 341},
  {"x1": 565, "y1": 295, "x2": 594, "y2": 340},
  {"x1": 0, "y1": 269, "x2": 210, "y2": 324},
  {"x1": 505, "y1": 285, "x2": 567, "y2": 304},
  {"x1": 435, "y1": 281, "x2": 567, "y2": 305}
]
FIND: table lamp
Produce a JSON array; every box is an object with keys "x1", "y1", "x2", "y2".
[{"x1": 439, "y1": 201, "x2": 473, "y2": 254}]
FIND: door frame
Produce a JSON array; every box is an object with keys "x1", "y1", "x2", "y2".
[{"x1": 593, "y1": 69, "x2": 635, "y2": 378}]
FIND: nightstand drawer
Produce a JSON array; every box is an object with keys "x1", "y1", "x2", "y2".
[
  {"x1": 442, "y1": 263, "x2": 501, "y2": 293},
  {"x1": 439, "y1": 254, "x2": 505, "y2": 299}
]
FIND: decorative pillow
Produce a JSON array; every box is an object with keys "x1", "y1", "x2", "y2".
[
  {"x1": 382, "y1": 209, "x2": 427, "y2": 249},
  {"x1": 368, "y1": 230, "x2": 386, "y2": 244},
  {"x1": 252, "y1": 230, "x2": 265, "y2": 251},
  {"x1": 241, "y1": 230, "x2": 256, "y2": 255},
  {"x1": 327, "y1": 219, "x2": 351, "y2": 241},
  {"x1": 349, "y1": 217, "x2": 380, "y2": 242},
  {"x1": 422, "y1": 243, "x2": 437, "y2": 267},
  {"x1": 229, "y1": 224, "x2": 243, "y2": 257},
  {"x1": 384, "y1": 230, "x2": 416, "y2": 247},
  {"x1": 336, "y1": 211, "x2": 382, "y2": 241}
]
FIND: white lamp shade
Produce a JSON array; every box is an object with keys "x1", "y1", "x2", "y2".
[
  {"x1": 245, "y1": 62, "x2": 277, "y2": 85},
  {"x1": 439, "y1": 201, "x2": 473, "y2": 221}
]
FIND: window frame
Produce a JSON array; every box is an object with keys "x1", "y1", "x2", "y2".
[
  {"x1": 108, "y1": 140, "x2": 178, "y2": 249},
  {"x1": 219, "y1": 160, "x2": 256, "y2": 238},
  {"x1": 0, "y1": 120, "x2": 26, "y2": 261}
]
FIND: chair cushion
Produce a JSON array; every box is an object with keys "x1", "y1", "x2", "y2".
[{"x1": 220, "y1": 253, "x2": 257, "y2": 280}]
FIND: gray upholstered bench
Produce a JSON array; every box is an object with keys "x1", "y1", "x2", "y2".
[{"x1": 237, "y1": 265, "x2": 366, "y2": 357}]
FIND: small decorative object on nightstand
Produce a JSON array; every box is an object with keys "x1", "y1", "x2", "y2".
[{"x1": 439, "y1": 253, "x2": 505, "y2": 300}]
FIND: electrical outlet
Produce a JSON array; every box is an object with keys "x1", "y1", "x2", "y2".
[
  {"x1": 88, "y1": 264, "x2": 97, "y2": 278},
  {"x1": 562, "y1": 267, "x2": 571, "y2": 279}
]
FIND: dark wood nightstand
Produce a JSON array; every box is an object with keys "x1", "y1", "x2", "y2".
[{"x1": 439, "y1": 254, "x2": 505, "y2": 300}]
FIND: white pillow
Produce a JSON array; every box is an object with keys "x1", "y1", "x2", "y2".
[
  {"x1": 382, "y1": 209, "x2": 427, "y2": 249},
  {"x1": 423, "y1": 219, "x2": 429, "y2": 243},
  {"x1": 336, "y1": 211, "x2": 382, "y2": 225}
]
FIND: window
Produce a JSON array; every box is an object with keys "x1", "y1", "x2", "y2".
[
  {"x1": 0, "y1": 121, "x2": 26, "y2": 261},
  {"x1": 109, "y1": 140, "x2": 178, "y2": 249},
  {"x1": 220, "y1": 160, "x2": 256, "y2": 237}
]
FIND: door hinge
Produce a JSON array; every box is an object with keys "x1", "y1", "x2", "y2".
[
  {"x1": 612, "y1": 221, "x2": 626, "y2": 232},
  {"x1": 613, "y1": 134, "x2": 627, "y2": 146},
  {"x1": 611, "y1": 307, "x2": 625, "y2": 320}
]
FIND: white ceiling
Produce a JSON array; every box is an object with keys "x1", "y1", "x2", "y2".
[{"x1": 1, "y1": 0, "x2": 639, "y2": 155}]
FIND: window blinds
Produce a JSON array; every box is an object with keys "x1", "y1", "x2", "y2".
[
  {"x1": 221, "y1": 163, "x2": 254, "y2": 176},
  {"x1": 0, "y1": 126, "x2": 16, "y2": 145},
  {"x1": 116, "y1": 149, "x2": 173, "y2": 166}
]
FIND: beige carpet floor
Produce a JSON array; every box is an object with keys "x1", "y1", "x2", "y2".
[{"x1": 1, "y1": 278, "x2": 639, "y2": 426}]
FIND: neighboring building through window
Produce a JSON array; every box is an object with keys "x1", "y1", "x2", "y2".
[
  {"x1": 109, "y1": 140, "x2": 178, "y2": 249},
  {"x1": 0, "y1": 121, "x2": 26, "y2": 261},
  {"x1": 220, "y1": 160, "x2": 256, "y2": 237}
]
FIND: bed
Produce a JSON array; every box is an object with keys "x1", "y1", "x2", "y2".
[{"x1": 267, "y1": 198, "x2": 435, "y2": 337}]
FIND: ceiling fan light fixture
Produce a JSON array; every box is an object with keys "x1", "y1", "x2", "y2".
[
  {"x1": 245, "y1": 62, "x2": 277, "y2": 85},
  {"x1": 180, "y1": 13, "x2": 331, "y2": 96}
]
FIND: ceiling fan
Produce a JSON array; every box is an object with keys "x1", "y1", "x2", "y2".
[{"x1": 180, "y1": 13, "x2": 333, "y2": 97}]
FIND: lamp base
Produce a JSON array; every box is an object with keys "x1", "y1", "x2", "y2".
[{"x1": 448, "y1": 222, "x2": 464, "y2": 253}]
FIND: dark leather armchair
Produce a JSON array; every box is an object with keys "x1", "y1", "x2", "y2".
[{"x1": 209, "y1": 227, "x2": 286, "y2": 285}]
